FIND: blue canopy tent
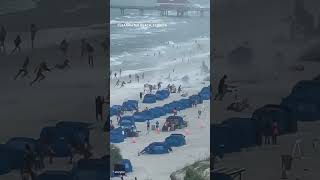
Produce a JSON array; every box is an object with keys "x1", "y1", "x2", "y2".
[
  {"x1": 221, "y1": 118, "x2": 257, "y2": 149},
  {"x1": 177, "y1": 99, "x2": 193, "y2": 109},
  {"x1": 110, "y1": 128, "x2": 125, "y2": 143},
  {"x1": 55, "y1": 121, "x2": 90, "y2": 144},
  {"x1": 0, "y1": 144, "x2": 25, "y2": 170},
  {"x1": 156, "y1": 90, "x2": 170, "y2": 100},
  {"x1": 198, "y1": 90, "x2": 210, "y2": 100},
  {"x1": 212, "y1": 124, "x2": 241, "y2": 157},
  {"x1": 122, "y1": 100, "x2": 138, "y2": 111},
  {"x1": 119, "y1": 116, "x2": 135, "y2": 128},
  {"x1": 165, "y1": 134, "x2": 186, "y2": 147},
  {"x1": 140, "y1": 142, "x2": 172, "y2": 155},
  {"x1": 6, "y1": 137, "x2": 39, "y2": 152},
  {"x1": 121, "y1": 159, "x2": 133, "y2": 173},
  {"x1": 148, "y1": 108, "x2": 162, "y2": 118},
  {"x1": 40, "y1": 126, "x2": 88, "y2": 157},
  {"x1": 133, "y1": 111, "x2": 153, "y2": 122},
  {"x1": 153, "y1": 107, "x2": 166, "y2": 116},
  {"x1": 189, "y1": 95, "x2": 203, "y2": 104},
  {"x1": 163, "y1": 104, "x2": 175, "y2": 114},
  {"x1": 252, "y1": 104, "x2": 297, "y2": 134},
  {"x1": 143, "y1": 94, "x2": 157, "y2": 103},
  {"x1": 36, "y1": 171, "x2": 73, "y2": 180},
  {"x1": 0, "y1": 149, "x2": 11, "y2": 175},
  {"x1": 110, "y1": 105, "x2": 122, "y2": 116},
  {"x1": 72, "y1": 158, "x2": 109, "y2": 180}
]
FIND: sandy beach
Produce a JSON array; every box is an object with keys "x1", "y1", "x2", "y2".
[
  {"x1": 212, "y1": 0, "x2": 320, "y2": 179},
  {"x1": 0, "y1": 1, "x2": 108, "y2": 179}
]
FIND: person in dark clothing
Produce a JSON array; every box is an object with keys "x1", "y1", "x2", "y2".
[
  {"x1": 146, "y1": 120, "x2": 150, "y2": 134},
  {"x1": 140, "y1": 92, "x2": 143, "y2": 100},
  {"x1": 11, "y1": 35, "x2": 22, "y2": 55},
  {"x1": 272, "y1": 120, "x2": 279, "y2": 145},
  {"x1": 55, "y1": 59, "x2": 71, "y2": 70},
  {"x1": 95, "y1": 96, "x2": 103, "y2": 121},
  {"x1": 30, "y1": 61, "x2": 51, "y2": 86},
  {"x1": 86, "y1": 42, "x2": 94, "y2": 68},
  {"x1": 59, "y1": 39, "x2": 69, "y2": 56},
  {"x1": 81, "y1": 38, "x2": 87, "y2": 57},
  {"x1": 214, "y1": 75, "x2": 228, "y2": 100},
  {"x1": 30, "y1": 24, "x2": 38, "y2": 49},
  {"x1": 0, "y1": 26, "x2": 7, "y2": 54},
  {"x1": 120, "y1": 81, "x2": 126, "y2": 88},
  {"x1": 156, "y1": 121, "x2": 159, "y2": 129},
  {"x1": 157, "y1": 82, "x2": 161, "y2": 90},
  {"x1": 178, "y1": 85, "x2": 182, "y2": 93},
  {"x1": 173, "y1": 107, "x2": 177, "y2": 116},
  {"x1": 264, "y1": 123, "x2": 272, "y2": 145},
  {"x1": 14, "y1": 57, "x2": 30, "y2": 80}
]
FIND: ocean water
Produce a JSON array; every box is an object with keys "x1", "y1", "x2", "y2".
[
  {"x1": 110, "y1": 0, "x2": 210, "y2": 71},
  {"x1": 0, "y1": 0, "x2": 36, "y2": 15}
]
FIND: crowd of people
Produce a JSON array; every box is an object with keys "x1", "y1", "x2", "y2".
[{"x1": 0, "y1": 24, "x2": 107, "y2": 86}]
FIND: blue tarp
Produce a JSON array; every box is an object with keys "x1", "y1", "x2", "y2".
[
  {"x1": 6, "y1": 137, "x2": 39, "y2": 152},
  {"x1": 142, "y1": 142, "x2": 172, "y2": 154},
  {"x1": 165, "y1": 134, "x2": 186, "y2": 147},
  {"x1": 143, "y1": 94, "x2": 157, "y2": 103},
  {"x1": 121, "y1": 159, "x2": 133, "y2": 173},
  {"x1": 36, "y1": 171, "x2": 73, "y2": 180},
  {"x1": 156, "y1": 90, "x2": 170, "y2": 100},
  {"x1": 72, "y1": 159, "x2": 109, "y2": 180},
  {"x1": 133, "y1": 111, "x2": 153, "y2": 122},
  {"x1": 122, "y1": 100, "x2": 138, "y2": 111},
  {"x1": 110, "y1": 105, "x2": 122, "y2": 116},
  {"x1": 110, "y1": 128, "x2": 125, "y2": 143}
]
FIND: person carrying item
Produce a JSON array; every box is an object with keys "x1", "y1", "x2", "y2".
[
  {"x1": 0, "y1": 25, "x2": 7, "y2": 54},
  {"x1": 30, "y1": 24, "x2": 38, "y2": 49},
  {"x1": 14, "y1": 56, "x2": 30, "y2": 80},
  {"x1": 214, "y1": 75, "x2": 228, "y2": 100},
  {"x1": 272, "y1": 120, "x2": 279, "y2": 145},
  {"x1": 11, "y1": 35, "x2": 22, "y2": 55}
]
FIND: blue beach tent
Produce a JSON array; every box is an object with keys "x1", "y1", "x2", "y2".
[
  {"x1": 0, "y1": 144, "x2": 25, "y2": 170},
  {"x1": 143, "y1": 94, "x2": 157, "y2": 103},
  {"x1": 189, "y1": 95, "x2": 203, "y2": 104},
  {"x1": 72, "y1": 158, "x2": 109, "y2": 180},
  {"x1": 55, "y1": 121, "x2": 90, "y2": 144},
  {"x1": 177, "y1": 99, "x2": 193, "y2": 109},
  {"x1": 141, "y1": 142, "x2": 172, "y2": 154},
  {"x1": 119, "y1": 116, "x2": 135, "y2": 128},
  {"x1": 110, "y1": 128, "x2": 125, "y2": 143},
  {"x1": 122, "y1": 100, "x2": 138, "y2": 111},
  {"x1": 36, "y1": 171, "x2": 73, "y2": 180},
  {"x1": 0, "y1": 148, "x2": 11, "y2": 175},
  {"x1": 156, "y1": 90, "x2": 170, "y2": 100},
  {"x1": 148, "y1": 108, "x2": 162, "y2": 118},
  {"x1": 163, "y1": 104, "x2": 175, "y2": 114},
  {"x1": 6, "y1": 137, "x2": 39, "y2": 152},
  {"x1": 153, "y1": 107, "x2": 166, "y2": 116},
  {"x1": 165, "y1": 134, "x2": 186, "y2": 147},
  {"x1": 110, "y1": 105, "x2": 122, "y2": 116},
  {"x1": 199, "y1": 86, "x2": 211, "y2": 100},
  {"x1": 121, "y1": 159, "x2": 133, "y2": 173},
  {"x1": 133, "y1": 111, "x2": 153, "y2": 122}
]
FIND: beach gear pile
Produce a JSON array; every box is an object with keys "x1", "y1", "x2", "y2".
[{"x1": 212, "y1": 79, "x2": 320, "y2": 158}]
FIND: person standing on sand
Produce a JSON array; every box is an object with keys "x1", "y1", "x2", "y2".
[
  {"x1": 59, "y1": 38, "x2": 69, "y2": 56},
  {"x1": 86, "y1": 42, "x2": 94, "y2": 68},
  {"x1": 140, "y1": 92, "x2": 143, "y2": 100},
  {"x1": 30, "y1": 24, "x2": 38, "y2": 49},
  {"x1": 146, "y1": 120, "x2": 150, "y2": 134},
  {"x1": 0, "y1": 26, "x2": 7, "y2": 54},
  {"x1": 81, "y1": 38, "x2": 87, "y2": 57},
  {"x1": 14, "y1": 56, "x2": 30, "y2": 80},
  {"x1": 114, "y1": 72, "x2": 117, "y2": 79},
  {"x1": 214, "y1": 75, "x2": 228, "y2": 101},
  {"x1": 11, "y1": 35, "x2": 22, "y2": 55},
  {"x1": 272, "y1": 120, "x2": 279, "y2": 145},
  {"x1": 30, "y1": 61, "x2": 51, "y2": 86}
]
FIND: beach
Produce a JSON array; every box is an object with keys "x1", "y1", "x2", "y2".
[
  {"x1": 0, "y1": 1, "x2": 107, "y2": 179},
  {"x1": 212, "y1": 0, "x2": 320, "y2": 179}
]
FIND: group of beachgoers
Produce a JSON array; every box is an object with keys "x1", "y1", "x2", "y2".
[
  {"x1": 111, "y1": 68, "x2": 145, "y2": 88},
  {"x1": 0, "y1": 24, "x2": 107, "y2": 85}
]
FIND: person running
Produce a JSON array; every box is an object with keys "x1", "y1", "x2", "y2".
[
  {"x1": 120, "y1": 81, "x2": 126, "y2": 88},
  {"x1": 30, "y1": 61, "x2": 51, "y2": 86},
  {"x1": 140, "y1": 92, "x2": 143, "y2": 100},
  {"x1": 30, "y1": 24, "x2": 38, "y2": 49},
  {"x1": 115, "y1": 79, "x2": 120, "y2": 86},
  {"x1": 14, "y1": 57, "x2": 30, "y2": 80},
  {"x1": 81, "y1": 38, "x2": 87, "y2": 57},
  {"x1": 0, "y1": 26, "x2": 7, "y2": 54},
  {"x1": 59, "y1": 39, "x2": 69, "y2": 56},
  {"x1": 146, "y1": 120, "x2": 150, "y2": 134},
  {"x1": 214, "y1": 75, "x2": 228, "y2": 100},
  {"x1": 86, "y1": 42, "x2": 94, "y2": 68},
  {"x1": 272, "y1": 120, "x2": 279, "y2": 145},
  {"x1": 11, "y1": 35, "x2": 22, "y2": 55}
]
